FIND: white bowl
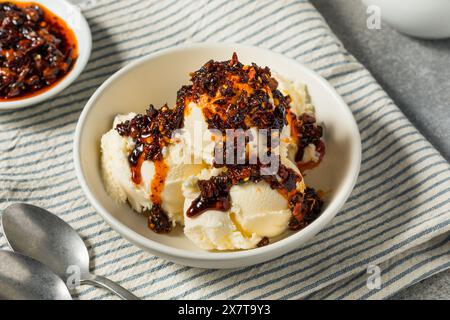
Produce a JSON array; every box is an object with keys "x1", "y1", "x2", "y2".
[
  {"x1": 362, "y1": 0, "x2": 450, "y2": 39},
  {"x1": 74, "y1": 43, "x2": 361, "y2": 269},
  {"x1": 0, "y1": 0, "x2": 91, "y2": 110}
]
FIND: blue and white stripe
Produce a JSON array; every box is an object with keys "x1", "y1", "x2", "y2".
[
  {"x1": 0, "y1": 0, "x2": 449, "y2": 300},
  {"x1": 307, "y1": 233, "x2": 450, "y2": 300}
]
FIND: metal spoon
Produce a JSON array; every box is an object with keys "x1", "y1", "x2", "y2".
[
  {"x1": 0, "y1": 250, "x2": 72, "y2": 300},
  {"x1": 1, "y1": 203, "x2": 139, "y2": 300}
]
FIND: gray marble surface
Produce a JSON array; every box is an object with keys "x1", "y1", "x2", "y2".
[{"x1": 311, "y1": 0, "x2": 450, "y2": 300}]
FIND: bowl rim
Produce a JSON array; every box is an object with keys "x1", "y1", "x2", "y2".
[
  {"x1": 0, "y1": 0, "x2": 92, "y2": 110},
  {"x1": 74, "y1": 42, "x2": 362, "y2": 263}
]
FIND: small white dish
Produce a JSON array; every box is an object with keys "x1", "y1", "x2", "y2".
[
  {"x1": 74, "y1": 43, "x2": 361, "y2": 269},
  {"x1": 362, "y1": 0, "x2": 450, "y2": 39},
  {"x1": 0, "y1": 0, "x2": 91, "y2": 110}
]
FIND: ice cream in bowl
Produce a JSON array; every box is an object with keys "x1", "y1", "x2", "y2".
[{"x1": 74, "y1": 43, "x2": 361, "y2": 268}]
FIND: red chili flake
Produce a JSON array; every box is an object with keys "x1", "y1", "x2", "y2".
[
  {"x1": 288, "y1": 187, "x2": 323, "y2": 231},
  {"x1": 179, "y1": 53, "x2": 288, "y2": 133},
  {"x1": 186, "y1": 176, "x2": 232, "y2": 217},
  {"x1": 257, "y1": 237, "x2": 270, "y2": 247},
  {"x1": 116, "y1": 104, "x2": 184, "y2": 164},
  {"x1": 292, "y1": 113, "x2": 325, "y2": 165},
  {"x1": 147, "y1": 204, "x2": 172, "y2": 234}
]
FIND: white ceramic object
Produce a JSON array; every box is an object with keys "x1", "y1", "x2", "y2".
[
  {"x1": 362, "y1": 0, "x2": 450, "y2": 39},
  {"x1": 74, "y1": 43, "x2": 361, "y2": 269},
  {"x1": 0, "y1": 0, "x2": 92, "y2": 110}
]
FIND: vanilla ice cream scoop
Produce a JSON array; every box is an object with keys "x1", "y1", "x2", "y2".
[
  {"x1": 182, "y1": 169, "x2": 261, "y2": 250},
  {"x1": 101, "y1": 114, "x2": 203, "y2": 225},
  {"x1": 182, "y1": 160, "x2": 306, "y2": 250},
  {"x1": 230, "y1": 158, "x2": 305, "y2": 238},
  {"x1": 229, "y1": 181, "x2": 291, "y2": 238},
  {"x1": 181, "y1": 74, "x2": 322, "y2": 167}
]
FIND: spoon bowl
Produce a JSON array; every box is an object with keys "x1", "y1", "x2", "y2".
[
  {"x1": 2, "y1": 203, "x2": 90, "y2": 280},
  {"x1": 0, "y1": 250, "x2": 72, "y2": 300},
  {"x1": 2, "y1": 203, "x2": 139, "y2": 300}
]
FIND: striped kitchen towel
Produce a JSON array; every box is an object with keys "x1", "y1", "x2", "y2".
[{"x1": 0, "y1": 0, "x2": 449, "y2": 300}]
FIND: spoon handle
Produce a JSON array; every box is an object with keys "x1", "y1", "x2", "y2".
[{"x1": 82, "y1": 274, "x2": 140, "y2": 300}]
